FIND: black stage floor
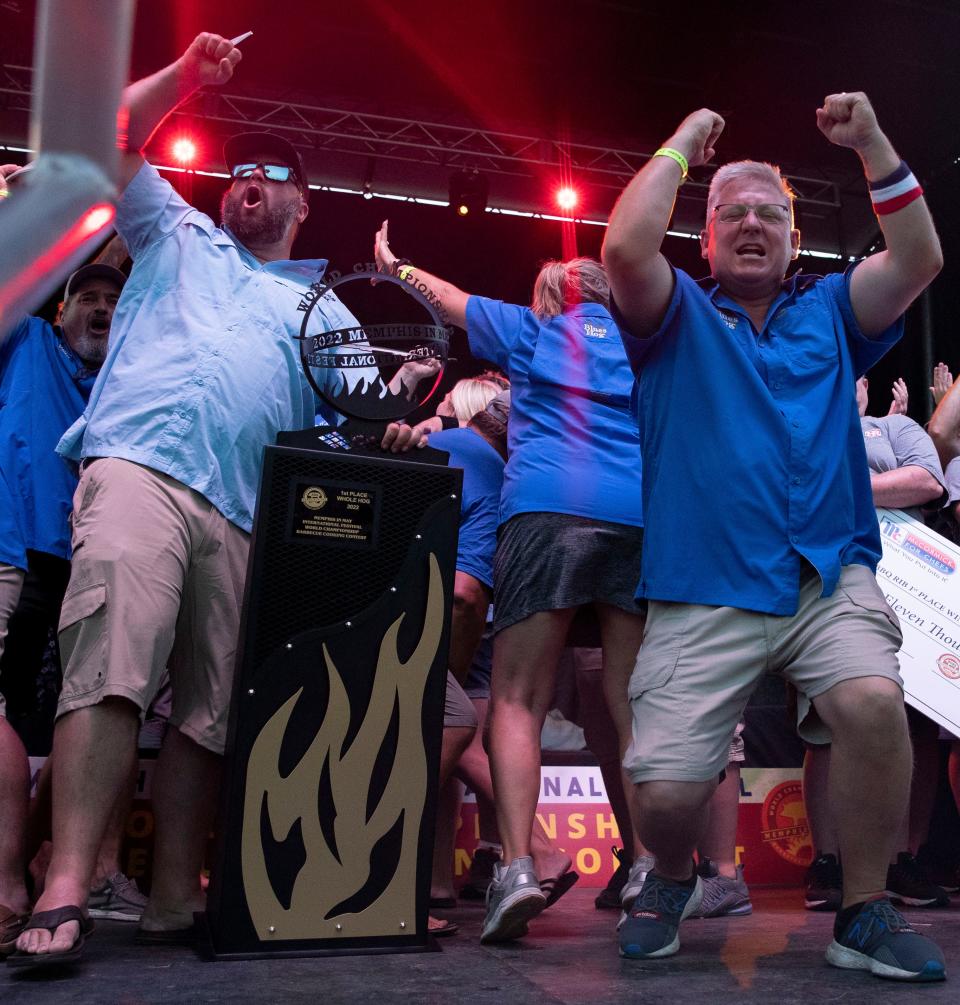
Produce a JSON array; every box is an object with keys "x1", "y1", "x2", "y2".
[{"x1": 4, "y1": 889, "x2": 959, "y2": 1003}]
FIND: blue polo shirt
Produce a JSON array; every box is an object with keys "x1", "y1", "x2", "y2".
[
  {"x1": 0, "y1": 317, "x2": 95, "y2": 570},
  {"x1": 465, "y1": 297, "x2": 642, "y2": 527},
  {"x1": 616, "y1": 267, "x2": 902, "y2": 615},
  {"x1": 430, "y1": 426, "x2": 504, "y2": 589},
  {"x1": 58, "y1": 162, "x2": 361, "y2": 533}
]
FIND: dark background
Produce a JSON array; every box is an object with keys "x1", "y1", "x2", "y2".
[{"x1": 1, "y1": 0, "x2": 958, "y2": 418}]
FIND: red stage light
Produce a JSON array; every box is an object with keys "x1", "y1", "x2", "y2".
[
  {"x1": 171, "y1": 137, "x2": 198, "y2": 165},
  {"x1": 556, "y1": 186, "x2": 578, "y2": 211}
]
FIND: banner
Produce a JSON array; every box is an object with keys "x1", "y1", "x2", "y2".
[{"x1": 876, "y1": 508, "x2": 960, "y2": 737}]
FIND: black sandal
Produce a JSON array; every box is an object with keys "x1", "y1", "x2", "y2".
[{"x1": 6, "y1": 905, "x2": 94, "y2": 969}]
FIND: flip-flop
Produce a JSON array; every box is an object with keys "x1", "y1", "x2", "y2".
[
  {"x1": 6, "y1": 905, "x2": 94, "y2": 969},
  {"x1": 540, "y1": 870, "x2": 580, "y2": 909},
  {"x1": 428, "y1": 917, "x2": 460, "y2": 937},
  {"x1": 134, "y1": 924, "x2": 196, "y2": 946},
  {"x1": 0, "y1": 905, "x2": 30, "y2": 958}
]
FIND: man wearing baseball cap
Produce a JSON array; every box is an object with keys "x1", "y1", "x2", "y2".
[
  {"x1": 10, "y1": 32, "x2": 422, "y2": 967},
  {"x1": 0, "y1": 249, "x2": 125, "y2": 956}
]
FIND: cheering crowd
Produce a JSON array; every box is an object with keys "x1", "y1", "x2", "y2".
[{"x1": 2, "y1": 29, "x2": 959, "y2": 985}]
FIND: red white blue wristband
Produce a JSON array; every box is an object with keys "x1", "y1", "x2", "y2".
[{"x1": 869, "y1": 161, "x2": 923, "y2": 216}]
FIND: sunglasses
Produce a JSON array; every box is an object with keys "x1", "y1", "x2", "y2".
[{"x1": 231, "y1": 162, "x2": 299, "y2": 186}]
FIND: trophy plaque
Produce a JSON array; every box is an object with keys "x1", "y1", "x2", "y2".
[{"x1": 203, "y1": 265, "x2": 461, "y2": 959}]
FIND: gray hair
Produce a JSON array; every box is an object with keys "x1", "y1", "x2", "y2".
[
  {"x1": 531, "y1": 257, "x2": 609, "y2": 320},
  {"x1": 706, "y1": 161, "x2": 796, "y2": 226}
]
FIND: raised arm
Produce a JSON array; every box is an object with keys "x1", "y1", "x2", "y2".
[
  {"x1": 816, "y1": 93, "x2": 943, "y2": 337},
  {"x1": 374, "y1": 220, "x2": 470, "y2": 330},
  {"x1": 118, "y1": 33, "x2": 242, "y2": 189},
  {"x1": 601, "y1": 109, "x2": 724, "y2": 338},
  {"x1": 928, "y1": 374, "x2": 960, "y2": 468}
]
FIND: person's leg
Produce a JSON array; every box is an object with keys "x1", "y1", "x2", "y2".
[
  {"x1": 487, "y1": 609, "x2": 576, "y2": 862},
  {"x1": 698, "y1": 762, "x2": 740, "y2": 877},
  {"x1": 16, "y1": 460, "x2": 193, "y2": 956},
  {"x1": 0, "y1": 718, "x2": 30, "y2": 918},
  {"x1": 802, "y1": 743, "x2": 838, "y2": 855},
  {"x1": 0, "y1": 563, "x2": 28, "y2": 921},
  {"x1": 905, "y1": 708, "x2": 940, "y2": 855},
  {"x1": 17, "y1": 699, "x2": 139, "y2": 955},
  {"x1": 431, "y1": 777, "x2": 463, "y2": 902},
  {"x1": 92, "y1": 754, "x2": 139, "y2": 887},
  {"x1": 595, "y1": 604, "x2": 651, "y2": 859},
  {"x1": 140, "y1": 727, "x2": 220, "y2": 931}
]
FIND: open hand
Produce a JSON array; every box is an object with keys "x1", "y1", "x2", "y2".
[
  {"x1": 374, "y1": 219, "x2": 398, "y2": 275},
  {"x1": 887, "y1": 377, "x2": 908, "y2": 416},
  {"x1": 178, "y1": 33, "x2": 242, "y2": 90},
  {"x1": 930, "y1": 361, "x2": 955, "y2": 405},
  {"x1": 816, "y1": 92, "x2": 881, "y2": 152}
]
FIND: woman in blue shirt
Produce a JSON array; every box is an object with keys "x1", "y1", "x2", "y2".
[{"x1": 375, "y1": 223, "x2": 647, "y2": 943}]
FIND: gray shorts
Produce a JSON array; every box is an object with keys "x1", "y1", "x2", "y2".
[
  {"x1": 444, "y1": 671, "x2": 478, "y2": 728},
  {"x1": 624, "y1": 563, "x2": 903, "y2": 784},
  {"x1": 493, "y1": 513, "x2": 643, "y2": 633}
]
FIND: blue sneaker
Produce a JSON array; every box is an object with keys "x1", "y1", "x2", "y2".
[
  {"x1": 618, "y1": 873, "x2": 703, "y2": 959},
  {"x1": 826, "y1": 898, "x2": 946, "y2": 981}
]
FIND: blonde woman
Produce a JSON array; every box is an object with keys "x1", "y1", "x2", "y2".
[{"x1": 376, "y1": 222, "x2": 648, "y2": 944}]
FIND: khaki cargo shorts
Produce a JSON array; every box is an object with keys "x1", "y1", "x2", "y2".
[
  {"x1": 56, "y1": 458, "x2": 250, "y2": 754},
  {"x1": 623, "y1": 563, "x2": 903, "y2": 784}
]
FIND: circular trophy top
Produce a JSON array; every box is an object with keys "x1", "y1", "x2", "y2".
[{"x1": 296, "y1": 265, "x2": 452, "y2": 422}]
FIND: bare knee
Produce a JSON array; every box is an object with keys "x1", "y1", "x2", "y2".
[
  {"x1": 816, "y1": 677, "x2": 907, "y2": 741},
  {"x1": 636, "y1": 779, "x2": 715, "y2": 819}
]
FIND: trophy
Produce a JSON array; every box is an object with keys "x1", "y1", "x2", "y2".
[{"x1": 203, "y1": 265, "x2": 462, "y2": 960}]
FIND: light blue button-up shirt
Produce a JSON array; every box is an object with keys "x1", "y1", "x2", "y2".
[{"x1": 58, "y1": 163, "x2": 360, "y2": 532}]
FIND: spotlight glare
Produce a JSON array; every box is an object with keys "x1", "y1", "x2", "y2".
[
  {"x1": 556, "y1": 186, "x2": 578, "y2": 211},
  {"x1": 457, "y1": 203, "x2": 470, "y2": 216},
  {"x1": 171, "y1": 137, "x2": 197, "y2": 165}
]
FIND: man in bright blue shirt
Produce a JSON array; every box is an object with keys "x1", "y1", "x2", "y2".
[
  {"x1": 603, "y1": 95, "x2": 945, "y2": 979},
  {"x1": 12, "y1": 33, "x2": 422, "y2": 967},
  {"x1": 0, "y1": 263, "x2": 123, "y2": 948}
]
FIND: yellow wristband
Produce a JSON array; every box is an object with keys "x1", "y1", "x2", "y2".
[
  {"x1": 653, "y1": 147, "x2": 689, "y2": 181},
  {"x1": 397, "y1": 264, "x2": 415, "y2": 281}
]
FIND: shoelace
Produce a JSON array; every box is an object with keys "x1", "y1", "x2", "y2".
[
  {"x1": 632, "y1": 877, "x2": 692, "y2": 917},
  {"x1": 852, "y1": 899, "x2": 913, "y2": 941}
]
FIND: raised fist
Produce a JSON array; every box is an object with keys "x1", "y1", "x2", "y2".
[
  {"x1": 668, "y1": 109, "x2": 725, "y2": 167},
  {"x1": 816, "y1": 92, "x2": 881, "y2": 152},
  {"x1": 178, "y1": 33, "x2": 242, "y2": 90}
]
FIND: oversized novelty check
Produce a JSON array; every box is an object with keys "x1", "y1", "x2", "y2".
[{"x1": 875, "y1": 508, "x2": 960, "y2": 736}]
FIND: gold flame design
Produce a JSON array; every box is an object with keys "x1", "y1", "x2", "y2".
[{"x1": 241, "y1": 554, "x2": 444, "y2": 939}]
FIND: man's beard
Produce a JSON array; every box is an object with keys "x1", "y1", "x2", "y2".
[
  {"x1": 70, "y1": 332, "x2": 108, "y2": 368},
  {"x1": 220, "y1": 189, "x2": 300, "y2": 247}
]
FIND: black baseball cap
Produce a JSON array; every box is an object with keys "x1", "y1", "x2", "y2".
[
  {"x1": 223, "y1": 132, "x2": 307, "y2": 192},
  {"x1": 64, "y1": 264, "x2": 126, "y2": 299}
]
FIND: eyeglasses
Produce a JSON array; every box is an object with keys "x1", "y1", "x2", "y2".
[
  {"x1": 713, "y1": 203, "x2": 791, "y2": 224},
  {"x1": 231, "y1": 162, "x2": 298, "y2": 185}
]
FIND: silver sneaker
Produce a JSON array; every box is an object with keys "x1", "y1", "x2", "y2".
[
  {"x1": 689, "y1": 865, "x2": 752, "y2": 918},
  {"x1": 620, "y1": 854, "x2": 656, "y2": 910},
  {"x1": 480, "y1": 855, "x2": 546, "y2": 943},
  {"x1": 88, "y1": 871, "x2": 149, "y2": 921}
]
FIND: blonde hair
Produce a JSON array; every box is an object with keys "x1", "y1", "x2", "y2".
[
  {"x1": 531, "y1": 257, "x2": 609, "y2": 320},
  {"x1": 706, "y1": 161, "x2": 796, "y2": 226},
  {"x1": 449, "y1": 377, "x2": 504, "y2": 424}
]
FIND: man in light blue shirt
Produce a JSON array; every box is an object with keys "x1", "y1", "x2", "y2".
[
  {"x1": 12, "y1": 32, "x2": 420, "y2": 967},
  {"x1": 603, "y1": 95, "x2": 945, "y2": 979}
]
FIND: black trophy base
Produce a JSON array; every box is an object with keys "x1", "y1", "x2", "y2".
[{"x1": 196, "y1": 912, "x2": 441, "y2": 962}]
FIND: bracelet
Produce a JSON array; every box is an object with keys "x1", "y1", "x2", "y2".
[
  {"x1": 397, "y1": 264, "x2": 416, "y2": 282},
  {"x1": 653, "y1": 147, "x2": 689, "y2": 181},
  {"x1": 391, "y1": 257, "x2": 411, "y2": 277},
  {"x1": 869, "y1": 160, "x2": 923, "y2": 216}
]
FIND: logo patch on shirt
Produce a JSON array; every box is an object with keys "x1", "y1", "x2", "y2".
[
  {"x1": 864, "y1": 428, "x2": 883, "y2": 438},
  {"x1": 717, "y1": 310, "x2": 739, "y2": 330},
  {"x1": 583, "y1": 322, "x2": 608, "y2": 339}
]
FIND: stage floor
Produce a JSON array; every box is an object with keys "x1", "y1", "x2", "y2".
[{"x1": 5, "y1": 888, "x2": 958, "y2": 1003}]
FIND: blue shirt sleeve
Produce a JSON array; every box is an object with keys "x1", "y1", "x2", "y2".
[
  {"x1": 0, "y1": 315, "x2": 30, "y2": 371},
  {"x1": 465, "y1": 295, "x2": 530, "y2": 374},
  {"x1": 116, "y1": 161, "x2": 213, "y2": 259},
  {"x1": 610, "y1": 266, "x2": 685, "y2": 377},
  {"x1": 826, "y1": 266, "x2": 904, "y2": 377}
]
